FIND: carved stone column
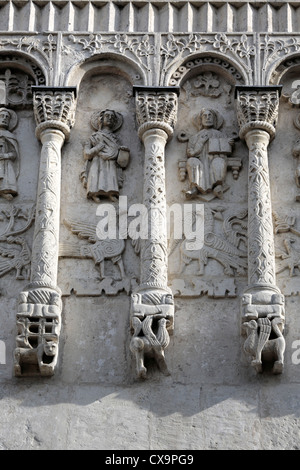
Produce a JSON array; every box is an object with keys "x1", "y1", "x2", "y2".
[
  {"x1": 130, "y1": 86, "x2": 179, "y2": 379},
  {"x1": 236, "y1": 86, "x2": 285, "y2": 374},
  {"x1": 14, "y1": 87, "x2": 76, "y2": 377}
]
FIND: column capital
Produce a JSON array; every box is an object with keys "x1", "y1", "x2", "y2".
[
  {"x1": 235, "y1": 86, "x2": 282, "y2": 140},
  {"x1": 133, "y1": 86, "x2": 180, "y2": 141},
  {"x1": 32, "y1": 86, "x2": 77, "y2": 141}
]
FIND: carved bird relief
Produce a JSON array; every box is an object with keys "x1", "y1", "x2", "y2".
[{"x1": 60, "y1": 219, "x2": 126, "y2": 280}]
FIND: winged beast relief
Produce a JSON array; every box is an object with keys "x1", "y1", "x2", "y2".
[
  {"x1": 170, "y1": 206, "x2": 248, "y2": 276},
  {"x1": 168, "y1": 205, "x2": 248, "y2": 298}
]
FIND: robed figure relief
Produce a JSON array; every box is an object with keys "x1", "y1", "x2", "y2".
[
  {"x1": 81, "y1": 109, "x2": 130, "y2": 202},
  {"x1": 183, "y1": 108, "x2": 234, "y2": 200},
  {"x1": 0, "y1": 107, "x2": 19, "y2": 200}
]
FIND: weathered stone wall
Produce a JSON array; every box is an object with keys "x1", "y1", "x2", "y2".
[{"x1": 0, "y1": 0, "x2": 300, "y2": 450}]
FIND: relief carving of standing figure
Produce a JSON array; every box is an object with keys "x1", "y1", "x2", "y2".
[
  {"x1": 82, "y1": 109, "x2": 130, "y2": 203},
  {"x1": 0, "y1": 107, "x2": 19, "y2": 200},
  {"x1": 185, "y1": 108, "x2": 234, "y2": 200}
]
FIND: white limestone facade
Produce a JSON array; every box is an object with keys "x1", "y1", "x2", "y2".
[{"x1": 0, "y1": 0, "x2": 300, "y2": 450}]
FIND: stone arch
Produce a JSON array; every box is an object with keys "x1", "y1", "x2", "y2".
[
  {"x1": 164, "y1": 52, "x2": 248, "y2": 88},
  {"x1": 0, "y1": 51, "x2": 47, "y2": 85},
  {"x1": 265, "y1": 53, "x2": 300, "y2": 113},
  {"x1": 61, "y1": 52, "x2": 142, "y2": 208},
  {"x1": 0, "y1": 51, "x2": 47, "y2": 107},
  {"x1": 64, "y1": 53, "x2": 147, "y2": 90},
  {"x1": 268, "y1": 53, "x2": 300, "y2": 91}
]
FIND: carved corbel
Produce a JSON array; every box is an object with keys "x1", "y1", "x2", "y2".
[
  {"x1": 235, "y1": 86, "x2": 286, "y2": 374},
  {"x1": 130, "y1": 86, "x2": 179, "y2": 379},
  {"x1": 14, "y1": 86, "x2": 77, "y2": 377}
]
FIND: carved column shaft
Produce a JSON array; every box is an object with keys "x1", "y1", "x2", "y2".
[
  {"x1": 30, "y1": 128, "x2": 64, "y2": 287},
  {"x1": 236, "y1": 86, "x2": 282, "y2": 295},
  {"x1": 135, "y1": 87, "x2": 179, "y2": 294},
  {"x1": 31, "y1": 87, "x2": 76, "y2": 289},
  {"x1": 140, "y1": 127, "x2": 169, "y2": 289},
  {"x1": 245, "y1": 128, "x2": 276, "y2": 287},
  {"x1": 236, "y1": 86, "x2": 285, "y2": 375},
  {"x1": 130, "y1": 86, "x2": 179, "y2": 379},
  {"x1": 14, "y1": 87, "x2": 76, "y2": 377}
]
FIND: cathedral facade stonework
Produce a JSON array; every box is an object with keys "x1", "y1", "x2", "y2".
[{"x1": 0, "y1": 0, "x2": 300, "y2": 450}]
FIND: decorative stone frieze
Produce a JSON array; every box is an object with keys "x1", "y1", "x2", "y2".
[
  {"x1": 14, "y1": 86, "x2": 76, "y2": 377},
  {"x1": 236, "y1": 85, "x2": 285, "y2": 374},
  {"x1": 130, "y1": 86, "x2": 179, "y2": 378}
]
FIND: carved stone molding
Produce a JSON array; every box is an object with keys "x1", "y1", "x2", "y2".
[
  {"x1": 236, "y1": 85, "x2": 285, "y2": 375},
  {"x1": 14, "y1": 86, "x2": 76, "y2": 377},
  {"x1": 130, "y1": 86, "x2": 179, "y2": 379},
  {"x1": 168, "y1": 55, "x2": 245, "y2": 87},
  {"x1": 161, "y1": 33, "x2": 254, "y2": 86}
]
